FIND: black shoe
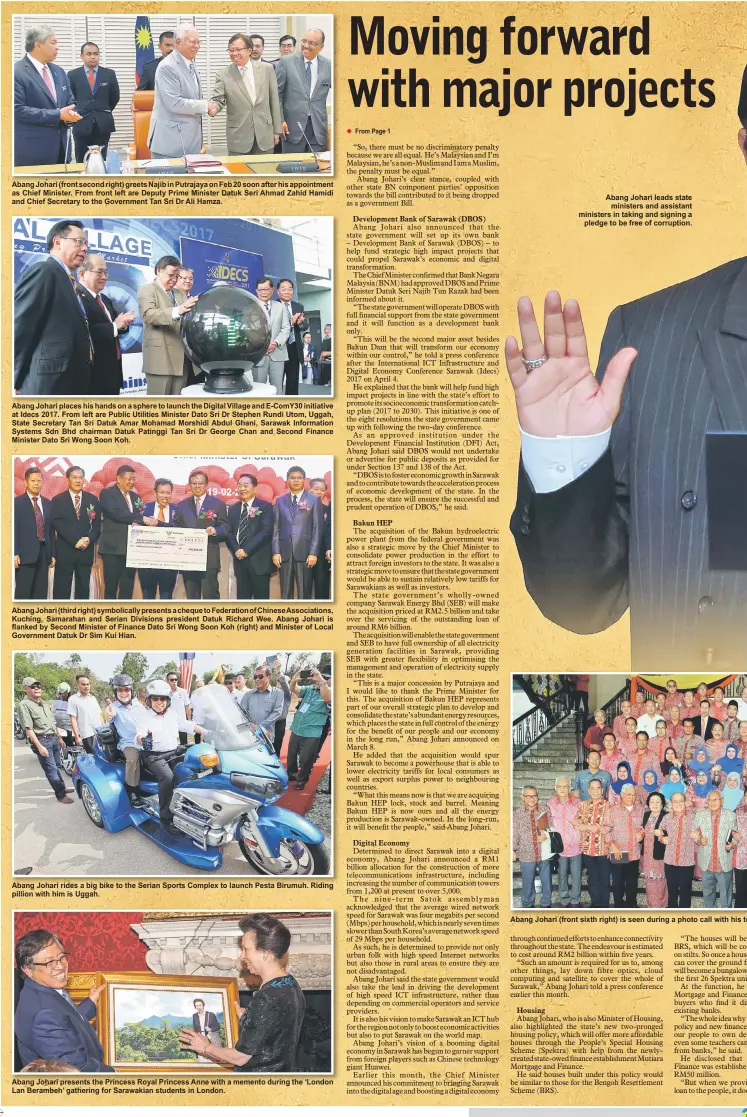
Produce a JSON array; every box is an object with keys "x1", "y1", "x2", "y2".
[{"x1": 164, "y1": 822, "x2": 182, "y2": 837}]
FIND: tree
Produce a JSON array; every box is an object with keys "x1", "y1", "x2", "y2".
[
  {"x1": 114, "y1": 653, "x2": 150, "y2": 690},
  {"x1": 145, "y1": 660, "x2": 178, "y2": 685}
]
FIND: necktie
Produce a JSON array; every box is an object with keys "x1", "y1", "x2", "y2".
[
  {"x1": 263, "y1": 301, "x2": 271, "y2": 323},
  {"x1": 158, "y1": 505, "x2": 165, "y2": 523},
  {"x1": 69, "y1": 274, "x2": 94, "y2": 360},
  {"x1": 238, "y1": 501, "x2": 251, "y2": 546},
  {"x1": 41, "y1": 64, "x2": 57, "y2": 102},
  {"x1": 195, "y1": 497, "x2": 203, "y2": 517},
  {"x1": 304, "y1": 60, "x2": 312, "y2": 93},
  {"x1": 74, "y1": 493, "x2": 81, "y2": 519},
  {"x1": 32, "y1": 496, "x2": 44, "y2": 540},
  {"x1": 241, "y1": 64, "x2": 256, "y2": 103},
  {"x1": 87, "y1": 68, "x2": 95, "y2": 90},
  {"x1": 168, "y1": 289, "x2": 176, "y2": 306},
  {"x1": 97, "y1": 293, "x2": 121, "y2": 359},
  {"x1": 60, "y1": 990, "x2": 76, "y2": 1006},
  {"x1": 291, "y1": 493, "x2": 298, "y2": 517}
]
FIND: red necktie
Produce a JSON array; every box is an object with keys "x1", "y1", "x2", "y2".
[
  {"x1": 41, "y1": 65, "x2": 56, "y2": 101},
  {"x1": 97, "y1": 294, "x2": 121, "y2": 358},
  {"x1": 32, "y1": 497, "x2": 44, "y2": 540},
  {"x1": 87, "y1": 68, "x2": 95, "y2": 90}
]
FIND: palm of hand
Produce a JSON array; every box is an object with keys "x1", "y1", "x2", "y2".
[{"x1": 515, "y1": 357, "x2": 616, "y2": 437}]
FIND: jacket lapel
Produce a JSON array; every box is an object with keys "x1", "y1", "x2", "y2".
[
  {"x1": 26, "y1": 56, "x2": 58, "y2": 105},
  {"x1": 229, "y1": 63, "x2": 252, "y2": 105},
  {"x1": 699, "y1": 258, "x2": 747, "y2": 432}
]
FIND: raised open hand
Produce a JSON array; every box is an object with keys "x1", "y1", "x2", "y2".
[{"x1": 505, "y1": 291, "x2": 637, "y2": 437}]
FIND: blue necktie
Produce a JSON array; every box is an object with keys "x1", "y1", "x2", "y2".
[{"x1": 304, "y1": 60, "x2": 312, "y2": 93}]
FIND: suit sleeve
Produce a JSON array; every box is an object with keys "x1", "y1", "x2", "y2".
[
  {"x1": 87, "y1": 497, "x2": 102, "y2": 543},
  {"x1": 273, "y1": 306, "x2": 290, "y2": 348},
  {"x1": 243, "y1": 504, "x2": 273, "y2": 558},
  {"x1": 51, "y1": 500, "x2": 83, "y2": 546},
  {"x1": 109, "y1": 71, "x2": 120, "y2": 110},
  {"x1": 101, "y1": 489, "x2": 144, "y2": 526},
  {"x1": 211, "y1": 70, "x2": 227, "y2": 112},
  {"x1": 138, "y1": 63, "x2": 155, "y2": 92},
  {"x1": 157, "y1": 59, "x2": 207, "y2": 117},
  {"x1": 272, "y1": 503, "x2": 281, "y2": 554},
  {"x1": 309, "y1": 500, "x2": 322, "y2": 558},
  {"x1": 138, "y1": 284, "x2": 179, "y2": 328},
  {"x1": 30, "y1": 1006, "x2": 105, "y2": 1072},
  {"x1": 14, "y1": 72, "x2": 63, "y2": 127},
  {"x1": 212, "y1": 500, "x2": 229, "y2": 542},
  {"x1": 275, "y1": 59, "x2": 287, "y2": 114},
  {"x1": 510, "y1": 304, "x2": 630, "y2": 635},
  {"x1": 268, "y1": 66, "x2": 282, "y2": 132},
  {"x1": 14, "y1": 264, "x2": 53, "y2": 389},
  {"x1": 13, "y1": 499, "x2": 23, "y2": 558}
]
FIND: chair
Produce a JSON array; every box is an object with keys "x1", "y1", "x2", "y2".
[{"x1": 131, "y1": 90, "x2": 155, "y2": 159}]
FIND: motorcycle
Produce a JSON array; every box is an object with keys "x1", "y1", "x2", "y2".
[
  {"x1": 60, "y1": 734, "x2": 85, "y2": 776},
  {"x1": 72, "y1": 683, "x2": 329, "y2": 875}
]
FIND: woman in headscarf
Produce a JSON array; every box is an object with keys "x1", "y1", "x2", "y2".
[
  {"x1": 660, "y1": 765, "x2": 688, "y2": 804},
  {"x1": 636, "y1": 768, "x2": 660, "y2": 807},
  {"x1": 714, "y1": 743, "x2": 744, "y2": 778},
  {"x1": 609, "y1": 761, "x2": 634, "y2": 806},
  {"x1": 572, "y1": 777, "x2": 612, "y2": 908},
  {"x1": 641, "y1": 790, "x2": 668, "y2": 908},
  {"x1": 661, "y1": 746, "x2": 681, "y2": 778},
  {"x1": 692, "y1": 768, "x2": 716, "y2": 801},
  {"x1": 721, "y1": 771, "x2": 744, "y2": 813},
  {"x1": 659, "y1": 791, "x2": 698, "y2": 907},
  {"x1": 686, "y1": 745, "x2": 713, "y2": 785},
  {"x1": 733, "y1": 788, "x2": 747, "y2": 908}
]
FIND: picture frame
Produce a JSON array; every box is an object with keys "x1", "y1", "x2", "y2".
[{"x1": 94, "y1": 972, "x2": 240, "y2": 1072}]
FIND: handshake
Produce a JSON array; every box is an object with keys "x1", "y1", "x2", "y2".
[{"x1": 206, "y1": 100, "x2": 219, "y2": 117}]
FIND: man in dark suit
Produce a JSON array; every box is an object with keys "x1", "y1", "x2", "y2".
[
  {"x1": 140, "y1": 478, "x2": 179, "y2": 600},
  {"x1": 77, "y1": 255, "x2": 135, "y2": 395},
  {"x1": 509, "y1": 79, "x2": 747, "y2": 668},
  {"x1": 174, "y1": 470, "x2": 228, "y2": 599},
  {"x1": 14, "y1": 219, "x2": 93, "y2": 396},
  {"x1": 191, "y1": 998, "x2": 220, "y2": 1045},
  {"x1": 226, "y1": 473, "x2": 273, "y2": 600},
  {"x1": 309, "y1": 477, "x2": 332, "y2": 600},
  {"x1": 277, "y1": 278, "x2": 305, "y2": 395},
  {"x1": 692, "y1": 700, "x2": 721, "y2": 743},
  {"x1": 50, "y1": 465, "x2": 101, "y2": 600},
  {"x1": 14, "y1": 24, "x2": 80, "y2": 167},
  {"x1": 67, "y1": 42, "x2": 120, "y2": 162},
  {"x1": 319, "y1": 323, "x2": 332, "y2": 386},
  {"x1": 276, "y1": 30, "x2": 331, "y2": 153},
  {"x1": 14, "y1": 929, "x2": 111, "y2": 1072},
  {"x1": 272, "y1": 466, "x2": 322, "y2": 600},
  {"x1": 137, "y1": 30, "x2": 175, "y2": 92},
  {"x1": 14, "y1": 466, "x2": 55, "y2": 600},
  {"x1": 99, "y1": 465, "x2": 156, "y2": 599}
]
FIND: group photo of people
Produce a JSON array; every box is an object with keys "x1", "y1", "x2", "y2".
[
  {"x1": 13, "y1": 216, "x2": 332, "y2": 396},
  {"x1": 13, "y1": 454, "x2": 333, "y2": 601},
  {"x1": 512, "y1": 673, "x2": 747, "y2": 910},
  {"x1": 14, "y1": 910, "x2": 332, "y2": 1073},
  {"x1": 13, "y1": 15, "x2": 332, "y2": 173},
  {"x1": 14, "y1": 650, "x2": 332, "y2": 877}
]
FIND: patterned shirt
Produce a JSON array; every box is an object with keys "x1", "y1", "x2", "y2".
[
  {"x1": 607, "y1": 802, "x2": 645, "y2": 857},
  {"x1": 546, "y1": 795, "x2": 582, "y2": 857},
  {"x1": 692, "y1": 807, "x2": 737, "y2": 873},
  {"x1": 512, "y1": 805, "x2": 549, "y2": 863},
  {"x1": 573, "y1": 799, "x2": 611, "y2": 857},
  {"x1": 660, "y1": 810, "x2": 698, "y2": 867},
  {"x1": 629, "y1": 749, "x2": 662, "y2": 786},
  {"x1": 734, "y1": 806, "x2": 747, "y2": 870}
]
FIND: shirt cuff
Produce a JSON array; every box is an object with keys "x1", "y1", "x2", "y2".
[
  {"x1": 171, "y1": 307, "x2": 181, "y2": 321},
  {"x1": 520, "y1": 427, "x2": 611, "y2": 494}
]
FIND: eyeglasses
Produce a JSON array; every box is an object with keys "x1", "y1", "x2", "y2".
[
  {"x1": 254, "y1": 674, "x2": 266, "y2": 681},
  {"x1": 61, "y1": 236, "x2": 88, "y2": 246},
  {"x1": 88, "y1": 268, "x2": 108, "y2": 276},
  {"x1": 31, "y1": 952, "x2": 70, "y2": 970}
]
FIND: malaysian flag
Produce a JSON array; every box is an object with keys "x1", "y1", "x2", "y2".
[
  {"x1": 135, "y1": 16, "x2": 155, "y2": 85},
  {"x1": 179, "y1": 652, "x2": 196, "y2": 693}
]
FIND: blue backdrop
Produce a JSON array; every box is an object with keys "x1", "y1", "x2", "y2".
[{"x1": 13, "y1": 217, "x2": 297, "y2": 394}]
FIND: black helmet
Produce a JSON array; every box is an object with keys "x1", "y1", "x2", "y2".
[{"x1": 111, "y1": 673, "x2": 134, "y2": 701}]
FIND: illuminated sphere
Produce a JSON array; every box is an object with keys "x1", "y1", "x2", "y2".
[{"x1": 182, "y1": 285, "x2": 270, "y2": 371}]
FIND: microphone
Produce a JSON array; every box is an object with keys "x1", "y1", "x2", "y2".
[
  {"x1": 176, "y1": 122, "x2": 189, "y2": 169},
  {"x1": 277, "y1": 118, "x2": 321, "y2": 174}
]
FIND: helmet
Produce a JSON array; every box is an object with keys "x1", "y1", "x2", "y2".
[
  {"x1": 56, "y1": 682, "x2": 71, "y2": 695},
  {"x1": 147, "y1": 680, "x2": 171, "y2": 698},
  {"x1": 110, "y1": 673, "x2": 134, "y2": 695}
]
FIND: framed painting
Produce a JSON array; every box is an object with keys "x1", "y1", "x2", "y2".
[{"x1": 95, "y1": 972, "x2": 240, "y2": 1072}]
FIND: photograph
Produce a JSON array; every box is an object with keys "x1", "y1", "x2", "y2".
[
  {"x1": 13, "y1": 910, "x2": 333, "y2": 1073},
  {"x1": 13, "y1": 650, "x2": 332, "y2": 876},
  {"x1": 512, "y1": 672, "x2": 747, "y2": 910},
  {"x1": 13, "y1": 215, "x2": 333, "y2": 397},
  {"x1": 13, "y1": 454, "x2": 333, "y2": 601},
  {"x1": 13, "y1": 15, "x2": 332, "y2": 175}
]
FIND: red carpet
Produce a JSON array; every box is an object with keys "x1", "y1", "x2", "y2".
[{"x1": 277, "y1": 729, "x2": 331, "y2": 815}]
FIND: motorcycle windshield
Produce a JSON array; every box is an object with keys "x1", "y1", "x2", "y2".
[{"x1": 191, "y1": 683, "x2": 273, "y2": 753}]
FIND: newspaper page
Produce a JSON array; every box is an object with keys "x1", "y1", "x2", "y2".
[{"x1": 4, "y1": 1, "x2": 747, "y2": 1114}]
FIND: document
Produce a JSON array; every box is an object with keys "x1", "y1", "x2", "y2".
[{"x1": 125, "y1": 524, "x2": 207, "y2": 571}]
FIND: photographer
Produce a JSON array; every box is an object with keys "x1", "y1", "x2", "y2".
[{"x1": 286, "y1": 668, "x2": 331, "y2": 791}]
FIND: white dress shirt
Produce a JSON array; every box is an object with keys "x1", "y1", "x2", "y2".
[
  {"x1": 139, "y1": 707, "x2": 195, "y2": 752},
  {"x1": 520, "y1": 426, "x2": 611, "y2": 494}
]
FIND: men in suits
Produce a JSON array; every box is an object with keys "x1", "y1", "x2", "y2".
[
  {"x1": 226, "y1": 473, "x2": 274, "y2": 599},
  {"x1": 99, "y1": 465, "x2": 156, "y2": 599},
  {"x1": 691, "y1": 700, "x2": 721, "y2": 743},
  {"x1": 276, "y1": 30, "x2": 331, "y2": 153},
  {"x1": 174, "y1": 470, "x2": 229, "y2": 599},
  {"x1": 14, "y1": 466, "x2": 55, "y2": 599},
  {"x1": 77, "y1": 255, "x2": 135, "y2": 395},
  {"x1": 14, "y1": 219, "x2": 93, "y2": 396},
  {"x1": 14, "y1": 24, "x2": 80, "y2": 167},
  {"x1": 67, "y1": 42, "x2": 120, "y2": 162},
  {"x1": 272, "y1": 466, "x2": 322, "y2": 600},
  {"x1": 251, "y1": 276, "x2": 290, "y2": 393},
  {"x1": 277, "y1": 278, "x2": 305, "y2": 395},
  {"x1": 137, "y1": 30, "x2": 175, "y2": 92},
  {"x1": 50, "y1": 465, "x2": 101, "y2": 600},
  {"x1": 139, "y1": 478, "x2": 179, "y2": 600},
  {"x1": 15, "y1": 929, "x2": 111, "y2": 1072},
  {"x1": 319, "y1": 323, "x2": 332, "y2": 386},
  {"x1": 147, "y1": 24, "x2": 217, "y2": 158},
  {"x1": 309, "y1": 477, "x2": 332, "y2": 600},
  {"x1": 508, "y1": 80, "x2": 747, "y2": 668},
  {"x1": 278, "y1": 35, "x2": 297, "y2": 59},
  {"x1": 138, "y1": 255, "x2": 198, "y2": 395},
  {"x1": 211, "y1": 33, "x2": 282, "y2": 156},
  {"x1": 191, "y1": 999, "x2": 221, "y2": 1046}
]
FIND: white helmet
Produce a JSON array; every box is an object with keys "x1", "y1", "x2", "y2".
[
  {"x1": 56, "y1": 682, "x2": 71, "y2": 694},
  {"x1": 147, "y1": 680, "x2": 171, "y2": 698}
]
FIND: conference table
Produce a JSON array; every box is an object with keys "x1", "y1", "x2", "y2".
[{"x1": 13, "y1": 152, "x2": 331, "y2": 176}]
